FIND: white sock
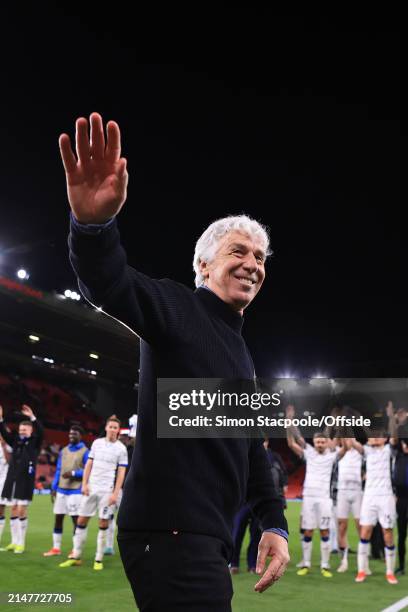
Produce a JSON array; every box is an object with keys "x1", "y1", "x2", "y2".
[
  {"x1": 365, "y1": 542, "x2": 372, "y2": 572},
  {"x1": 19, "y1": 518, "x2": 28, "y2": 548},
  {"x1": 0, "y1": 517, "x2": 5, "y2": 543},
  {"x1": 53, "y1": 530, "x2": 62, "y2": 550},
  {"x1": 302, "y1": 538, "x2": 312, "y2": 567},
  {"x1": 385, "y1": 546, "x2": 396, "y2": 575},
  {"x1": 95, "y1": 528, "x2": 108, "y2": 562},
  {"x1": 340, "y1": 546, "x2": 348, "y2": 561},
  {"x1": 321, "y1": 537, "x2": 331, "y2": 568},
  {"x1": 358, "y1": 540, "x2": 369, "y2": 572},
  {"x1": 106, "y1": 516, "x2": 115, "y2": 549},
  {"x1": 10, "y1": 517, "x2": 20, "y2": 546},
  {"x1": 73, "y1": 526, "x2": 88, "y2": 559}
]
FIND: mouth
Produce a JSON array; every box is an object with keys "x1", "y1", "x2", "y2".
[{"x1": 235, "y1": 276, "x2": 256, "y2": 287}]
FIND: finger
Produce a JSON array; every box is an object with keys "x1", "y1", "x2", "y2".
[
  {"x1": 59, "y1": 134, "x2": 77, "y2": 174},
  {"x1": 255, "y1": 557, "x2": 283, "y2": 591},
  {"x1": 254, "y1": 560, "x2": 285, "y2": 593},
  {"x1": 118, "y1": 158, "x2": 128, "y2": 183},
  {"x1": 256, "y1": 545, "x2": 268, "y2": 575},
  {"x1": 115, "y1": 158, "x2": 129, "y2": 199},
  {"x1": 105, "y1": 120, "x2": 121, "y2": 162},
  {"x1": 75, "y1": 117, "x2": 91, "y2": 164},
  {"x1": 255, "y1": 565, "x2": 286, "y2": 593},
  {"x1": 118, "y1": 157, "x2": 127, "y2": 179},
  {"x1": 90, "y1": 112, "x2": 105, "y2": 160},
  {"x1": 271, "y1": 561, "x2": 287, "y2": 583}
]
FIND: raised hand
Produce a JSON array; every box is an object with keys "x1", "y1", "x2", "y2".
[
  {"x1": 59, "y1": 113, "x2": 129, "y2": 224},
  {"x1": 385, "y1": 401, "x2": 394, "y2": 418},
  {"x1": 21, "y1": 404, "x2": 34, "y2": 419}
]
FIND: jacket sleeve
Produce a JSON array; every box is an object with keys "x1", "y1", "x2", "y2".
[
  {"x1": 0, "y1": 421, "x2": 15, "y2": 447},
  {"x1": 33, "y1": 419, "x2": 44, "y2": 450},
  {"x1": 246, "y1": 439, "x2": 288, "y2": 533},
  {"x1": 68, "y1": 215, "x2": 191, "y2": 346},
  {"x1": 52, "y1": 451, "x2": 62, "y2": 491}
]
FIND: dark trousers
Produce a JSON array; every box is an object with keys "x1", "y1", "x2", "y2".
[
  {"x1": 230, "y1": 504, "x2": 261, "y2": 570},
  {"x1": 117, "y1": 530, "x2": 233, "y2": 611},
  {"x1": 397, "y1": 496, "x2": 408, "y2": 569}
]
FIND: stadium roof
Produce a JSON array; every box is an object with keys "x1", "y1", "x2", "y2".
[{"x1": 0, "y1": 276, "x2": 139, "y2": 384}]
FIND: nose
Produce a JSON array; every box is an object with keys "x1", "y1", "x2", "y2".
[{"x1": 242, "y1": 252, "x2": 258, "y2": 274}]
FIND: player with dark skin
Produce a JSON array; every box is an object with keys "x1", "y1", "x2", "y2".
[{"x1": 50, "y1": 428, "x2": 84, "y2": 531}]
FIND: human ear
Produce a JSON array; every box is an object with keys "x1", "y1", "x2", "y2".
[{"x1": 199, "y1": 259, "x2": 210, "y2": 279}]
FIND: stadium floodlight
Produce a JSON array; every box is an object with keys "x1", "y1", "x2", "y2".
[
  {"x1": 89, "y1": 353, "x2": 99, "y2": 360},
  {"x1": 28, "y1": 335, "x2": 40, "y2": 342},
  {"x1": 90, "y1": 370, "x2": 97, "y2": 376},
  {"x1": 64, "y1": 289, "x2": 81, "y2": 301},
  {"x1": 17, "y1": 268, "x2": 29, "y2": 280},
  {"x1": 277, "y1": 378, "x2": 297, "y2": 392},
  {"x1": 309, "y1": 375, "x2": 330, "y2": 387}
]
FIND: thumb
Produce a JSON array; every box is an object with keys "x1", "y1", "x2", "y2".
[
  {"x1": 118, "y1": 158, "x2": 127, "y2": 179},
  {"x1": 256, "y1": 544, "x2": 268, "y2": 575}
]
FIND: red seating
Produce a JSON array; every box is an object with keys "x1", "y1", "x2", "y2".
[
  {"x1": 35, "y1": 463, "x2": 56, "y2": 486},
  {"x1": 0, "y1": 371, "x2": 103, "y2": 435},
  {"x1": 286, "y1": 465, "x2": 305, "y2": 499}
]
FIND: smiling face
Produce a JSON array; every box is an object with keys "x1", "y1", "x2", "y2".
[
  {"x1": 69, "y1": 428, "x2": 81, "y2": 445},
  {"x1": 199, "y1": 230, "x2": 266, "y2": 314}
]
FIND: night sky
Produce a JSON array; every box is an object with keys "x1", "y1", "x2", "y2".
[{"x1": 0, "y1": 10, "x2": 403, "y2": 376}]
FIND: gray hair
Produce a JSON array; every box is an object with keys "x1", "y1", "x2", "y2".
[{"x1": 193, "y1": 214, "x2": 271, "y2": 288}]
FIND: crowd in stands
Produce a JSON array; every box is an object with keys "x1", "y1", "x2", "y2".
[{"x1": 0, "y1": 371, "x2": 103, "y2": 489}]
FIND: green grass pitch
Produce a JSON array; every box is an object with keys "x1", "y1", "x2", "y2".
[{"x1": 0, "y1": 497, "x2": 406, "y2": 611}]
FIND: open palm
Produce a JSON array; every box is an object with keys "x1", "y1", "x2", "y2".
[
  {"x1": 59, "y1": 113, "x2": 129, "y2": 224},
  {"x1": 21, "y1": 404, "x2": 34, "y2": 418}
]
